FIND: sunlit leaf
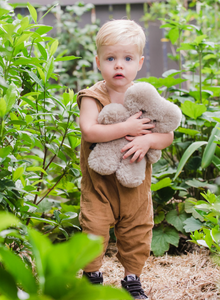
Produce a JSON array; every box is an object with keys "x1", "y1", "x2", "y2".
[
  {"x1": 174, "y1": 141, "x2": 207, "y2": 180},
  {"x1": 27, "y1": 2, "x2": 37, "y2": 23}
]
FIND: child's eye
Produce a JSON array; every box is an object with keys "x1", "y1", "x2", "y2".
[
  {"x1": 107, "y1": 57, "x2": 114, "y2": 61},
  {"x1": 125, "y1": 57, "x2": 131, "y2": 61}
]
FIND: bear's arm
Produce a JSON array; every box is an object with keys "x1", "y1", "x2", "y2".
[{"x1": 79, "y1": 96, "x2": 130, "y2": 143}]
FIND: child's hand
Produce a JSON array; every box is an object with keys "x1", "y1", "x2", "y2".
[
  {"x1": 121, "y1": 135, "x2": 151, "y2": 163},
  {"x1": 125, "y1": 111, "x2": 154, "y2": 136}
]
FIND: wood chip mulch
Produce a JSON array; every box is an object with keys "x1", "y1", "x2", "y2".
[{"x1": 100, "y1": 244, "x2": 220, "y2": 300}]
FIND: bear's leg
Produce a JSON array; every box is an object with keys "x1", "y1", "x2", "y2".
[
  {"x1": 88, "y1": 140, "x2": 122, "y2": 175},
  {"x1": 146, "y1": 149, "x2": 161, "y2": 165},
  {"x1": 116, "y1": 157, "x2": 146, "y2": 188}
]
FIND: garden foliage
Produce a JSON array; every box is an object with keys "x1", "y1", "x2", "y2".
[
  {"x1": 140, "y1": 0, "x2": 220, "y2": 256},
  {"x1": 0, "y1": 212, "x2": 132, "y2": 300},
  {"x1": 49, "y1": 2, "x2": 102, "y2": 91},
  {"x1": 0, "y1": 3, "x2": 133, "y2": 299},
  {"x1": 0, "y1": 1, "x2": 82, "y2": 242}
]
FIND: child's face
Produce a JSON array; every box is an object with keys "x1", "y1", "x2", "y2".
[{"x1": 96, "y1": 43, "x2": 144, "y2": 91}]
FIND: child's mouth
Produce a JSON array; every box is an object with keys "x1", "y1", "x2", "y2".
[{"x1": 114, "y1": 74, "x2": 124, "y2": 78}]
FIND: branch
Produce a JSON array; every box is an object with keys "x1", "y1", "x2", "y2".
[{"x1": 36, "y1": 171, "x2": 66, "y2": 206}]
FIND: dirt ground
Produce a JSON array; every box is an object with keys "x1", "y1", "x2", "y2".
[{"x1": 100, "y1": 243, "x2": 220, "y2": 300}]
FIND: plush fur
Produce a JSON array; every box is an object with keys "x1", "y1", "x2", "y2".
[{"x1": 88, "y1": 82, "x2": 182, "y2": 188}]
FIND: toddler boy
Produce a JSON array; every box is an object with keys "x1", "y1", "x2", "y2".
[{"x1": 77, "y1": 19, "x2": 173, "y2": 299}]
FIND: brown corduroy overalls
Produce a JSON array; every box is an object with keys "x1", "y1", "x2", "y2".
[{"x1": 77, "y1": 81, "x2": 154, "y2": 276}]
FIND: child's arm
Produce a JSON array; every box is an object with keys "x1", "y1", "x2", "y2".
[
  {"x1": 121, "y1": 132, "x2": 174, "y2": 163},
  {"x1": 79, "y1": 96, "x2": 154, "y2": 143}
]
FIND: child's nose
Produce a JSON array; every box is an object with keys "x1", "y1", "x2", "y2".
[{"x1": 115, "y1": 60, "x2": 123, "y2": 69}]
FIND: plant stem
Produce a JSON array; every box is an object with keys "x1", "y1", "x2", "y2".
[
  {"x1": 199, "y1": 49, "x2": 202, "y2": 103},
  {"x1": 178, "y1": 29, "x2": 182, "y2": 91},
  {"x1": 4, "y1": 41, "x2": 15, "y2": 81},
  {"x1": 36, "y1": 170, "x2": 66, "y2": 206}
]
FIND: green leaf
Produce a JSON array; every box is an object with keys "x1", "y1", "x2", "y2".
[
  {"x1": 50, "y1": 40, "x2": 59, "y2": 57},
  {"x1": 154, "y1": 211, "x2": 165, "y2": 224},
  {"x1": 0, "y1": 212, "x2": 20, "y2": 231},
  {"x1": 27, "y1": 2, "x2": 37, "y2": 23},
  {"x1": 151, "y1": 226, "x2": 179, "y2": 256},
  {"x1": 46, "y1": 233, "x2": 103, "y2": 277},
  {"x1": 173, "y1": 141, "x2": 207, "y2": 180},
  {"x1": 189, "y1": 90, "x2": 212, "y2": 102},
  {"x1": 0, "y1": 98, "x2": 6, "y2": 118},
  {"x1": 168, "y1": 27, "x2": 179, "y2": 44},
  {"x1": 177, "y1": 127, "x2": 199, "y2": 136},
  {"x1": 62, "y1": 92, "x2": 70, "y2": 106},
  {"x1": 68, "y1": 136, "x2": 81, "y2": 149},
  {"x1": 0, "y1": 146, "x2": 12, "y2": 159},
  {"x1": 37, "y1": 42, "x2": 48, "y2": 60},
  {"x1": 151, "y1": 177, "x2": 172, "y2": 191},
  {"x1": 166, "y1": 209, "x2": 188, "y2": 232},
  {"x1": 55, "y1": 55, "x2": 79, "y2": 62},
  {"x1": 0, "y1": 246, "x2": 38, "y2": 294},
  {"x1": 13, "y1": 167, "x2": 24, "y2": 181},
  {"x1": 177, "y1": 43, "x2": 195, "y2": 51},
  {"x1": 26, "y1": 166, "x2": 47, "y2": 175},
  {"x1": 185, "y1": 198, "x2": 204, "y2": 221},
  {"x1": 201, "y1": 123, "x2": 220, "y2": 169},
  {"x1": 27, "y1": 228, "x2": 52, "y2": 291},
  {"x1": 35, "y1": 25, "x2": 53, "y2": 36},
  {"x1": 45, "y1": 57, "x2": 54, "y2": 81},
  {"x1": 183, "y1": 216, "x2": 203, "y2": 232},
  {"x1": 181, "y1": 101, "x2": 206, "y2": 119},
  {"x1": 37, "y1": 67, "x2": 46, "y2": 84},
  {"x1": 212, "y1": 228, "x2": 220, "y2": 244},
  {"x1": 194, "y1": 34, "x2": 207, "y2": 45},
  {"x1": 212, "y1": 155, "x2": 220, "y2": 170},
  {"x1": 15, "y1": 33, "x2": 33, "y2": 47},
  {"x1": 5, "y1": 84, "x2": 17, "y2": 114},
  {"x1": 24, "y1": 69, "x2": 45, "y2": 90},
  {"x1": 0, "y1": 267, "x2": 18, "y2": 299}
]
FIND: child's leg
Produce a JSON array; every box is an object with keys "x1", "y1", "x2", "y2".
[
  {"x1": 114, "y1": 163, "x2": 154, "y2": 277},
  {"x1": 80, "y1": 173, "x2": 118, "y2": 272}
]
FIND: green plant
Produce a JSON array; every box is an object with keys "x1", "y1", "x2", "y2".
[
  {"x1": 183, "y1": 190, "x2": 220, "y2": 253},
  {"x1": 0, "y1": 211, "x2": 132, "y2": 300},
  {"x1": 47, "y1": 2, "x2": 102, "y2": 91},
  {"x1": 0, "y1": 2, "x2": 82, "y2": 240},
  {"x1": 137, "y1": 0, "x2": 220, "y2": 255}
]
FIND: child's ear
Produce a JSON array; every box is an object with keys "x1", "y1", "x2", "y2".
[
  {"x1": 96, "y1": 55, "x2": 101, "y2": 70},
  {"x1": 138, "y1": 56, "x2": 144, "y2": 71}
]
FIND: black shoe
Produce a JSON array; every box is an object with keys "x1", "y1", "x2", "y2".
[
  {"x1": 83, "y1": 271, "x2": 103, "y2": 284},
  {"x1": 121, "y1": 274, "x2": 148, "y2": 299}
]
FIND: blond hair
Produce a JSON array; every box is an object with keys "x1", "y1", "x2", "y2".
[{"x1": 96, "y1": 19, "x2": 146, "y2": 56}]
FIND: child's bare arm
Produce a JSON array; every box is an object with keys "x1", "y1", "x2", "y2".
[
  {"x1": 121, "y1": 132, "x2": 174, "y2": 163},
  {"x1": 79, "y1": 96, "x2": 154, "y2": 143}
]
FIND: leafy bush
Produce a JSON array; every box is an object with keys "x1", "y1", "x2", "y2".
[
  {"x1": 0, "y1": 211, "x2": 132, "y2": 300},
  {"x1": 184, "y1": 190, "x2": 220, "y2": 253},
  {"x1": 47, "y1": 2, "x2": 102, "y2": 91},
  {"x1": 140, "y1": 0, "x2": 220, "y2": 255},
  {"x1": 0, "y1": 1, "x2": 81, "y2": 241}
]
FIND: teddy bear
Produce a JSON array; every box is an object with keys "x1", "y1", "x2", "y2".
[{"x1": 88, "y1": 82, "x2": 182, "y2": 188}]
